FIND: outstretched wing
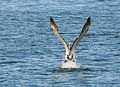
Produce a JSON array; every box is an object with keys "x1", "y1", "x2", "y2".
[
  {"x1": 70, "y1": 17, "x2": 91, "y2": 51},
  {"x1": 50, "y1": 17, "x2": 69, "y2": 53}
]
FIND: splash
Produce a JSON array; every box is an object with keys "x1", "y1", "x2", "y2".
[{"x1": 61, "y1": 60, "x2": 80, "y2": 68}]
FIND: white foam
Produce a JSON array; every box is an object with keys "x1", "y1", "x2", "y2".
[{"x1": 61, "y1": 61, "x2": 80, "y2": 68}]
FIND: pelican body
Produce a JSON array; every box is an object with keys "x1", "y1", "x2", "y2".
[{"x1": 50, "y1": 17, "x2": 91, "y2": 68}]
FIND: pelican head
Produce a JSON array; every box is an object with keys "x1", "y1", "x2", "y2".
[{"x1": 64, "y1": 42, "x2": 75, "y2": 62}]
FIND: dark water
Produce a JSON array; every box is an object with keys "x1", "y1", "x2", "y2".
[{"x1": 0, "y1": 0, "x2": 120, "y2": 87}]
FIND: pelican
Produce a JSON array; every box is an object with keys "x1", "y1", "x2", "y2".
[{"x1": 50, "y1": 17, "x2": 91, "y2": 68}]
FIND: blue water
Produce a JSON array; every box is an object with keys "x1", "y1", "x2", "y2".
[{"x1": 0, "y1": 0, "x2": 120, "y2": 87}]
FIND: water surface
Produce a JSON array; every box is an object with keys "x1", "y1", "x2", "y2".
[{"x1": 0, "y1": 0, "x2": 120, "y2": 87}]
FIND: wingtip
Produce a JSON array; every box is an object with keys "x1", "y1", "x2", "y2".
[
  {"x1": 50, "y1": 16, "x2": 53, "y2": 22},
  {"x1": 87, "y1": 17, "x2": 91, "y2": 22}
]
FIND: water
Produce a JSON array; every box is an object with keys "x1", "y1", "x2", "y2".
[{"x1": 0, "y1": 0, "x2": 120, "y2": 87}]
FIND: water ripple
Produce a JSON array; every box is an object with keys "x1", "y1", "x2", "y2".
[{"x1": 0, "y1": 0, "x2": 120, "y2": 86}]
